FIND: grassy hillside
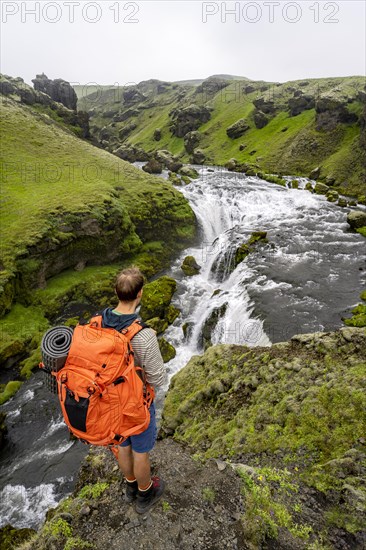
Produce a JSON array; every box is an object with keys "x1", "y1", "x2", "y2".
[
  {"x1": 0, "y1": 83, "x2": 196, "y2": 393},
  {"x1": 162, "y1": 326, "x2": 366, "y2": 548},
  {"x1": 78, "y1": 75, "x2": 366, "y2": 198}
]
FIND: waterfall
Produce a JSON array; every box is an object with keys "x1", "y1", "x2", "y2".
[{"x1": 1, "y1": 165, "x2": 365, "y2": 530}]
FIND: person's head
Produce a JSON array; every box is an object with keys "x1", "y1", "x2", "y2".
[{"x1": 115, "y1": 266, "x2": 145, "y2": 304}]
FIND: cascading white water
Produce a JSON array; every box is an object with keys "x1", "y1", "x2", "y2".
[
  {"x1": 161, "y1": 166, "x2": 366, "y2": 383},
  {"x1": 1, "y1": 165, "x2": 365, "y2": 529}
]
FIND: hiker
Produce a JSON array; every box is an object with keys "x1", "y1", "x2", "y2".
[{"x1": 101, "y1": 266, "x2": 166, "y2": 514}]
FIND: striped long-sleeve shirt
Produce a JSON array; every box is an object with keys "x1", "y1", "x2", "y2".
[{"x1": 131, "y1": 328, "x2": 166, "y2": 387}]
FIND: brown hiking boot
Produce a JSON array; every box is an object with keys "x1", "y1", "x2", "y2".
[{"x1": 135, "y1": 476, "x2": 165, "y2": 514}]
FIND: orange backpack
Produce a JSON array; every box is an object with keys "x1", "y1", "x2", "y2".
[{"x1": 55, "y1": 315, "x2": 154, "y2": 448}]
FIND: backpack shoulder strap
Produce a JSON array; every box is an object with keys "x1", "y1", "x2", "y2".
[
  {"x1": 122, "y1": 319, "x2": 148, "y2": 340},
  {"x1": 88, "y1": 314, "x2": 103, "y2": 328}
]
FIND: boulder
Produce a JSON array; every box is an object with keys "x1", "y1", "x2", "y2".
[
  {"x1": 337, "y1": 198, "x2": 348, "y2": 207},
  {"x1": 153, "y1": 128, "x2": 161, "y2": 141},
  {"x1": 32, "y1": 73, "x2": 77, "y2": 110},
  {"x1": 146, "y1": 317, "x2": 168, "y2": 335},
  {"x1": 139, "y1": 276, "x2": 177, "y2": 321},
  {"x1": 191, "y1": 149, "x2": 206, "y2": 164},
  {"x1": 253, "y1": 111, "x2": 269, "y2": 129},
  {"x1": 226, "y1": 119, "x2": 250, "y2": 139},
  {"x1": 253, "y1": 98, "x2": 276, "y2": 114},
  {"x1": 113, "y1": 145, "x2": 149, "y2": 162},
  {"x1": 154, "y1": 150, "x2": 182, "y2": 172},
  {"x1": 158, "y1": 338, "x2": 176, "y2": 363},
  {"x1": 199, "y1": 304, "x2": 228, "y2": 350},
  {"x1": 314, "y1": 182, "x2": 329, "y2": 195},
  {"x1": 179, "y1": 166, "x2": 199, "y2": 179},
  {"x1": 184, "y1": 131, "x2": 201, "y2": 154},
  {"x1": 347, "y1": 210, "x2": 366, "y2": 229},
  {"x1": 142, "y1": 159, "x2": 163, "y2": 174},
  {"x1": 118, "y1": 122, "x2": 137, "y2": 140},
  {"x1": 309, "y1": 167, "x2": 321, "y2": 179},
  {"x1": 170, "y1": 104, "x2": 211, "y2": 137},
  {"x1": 181, "y1": 255, "x2": 201, "y2": 276},
  {"x1": 225, "y1": 158, "x2": 238, "y2": 171}
]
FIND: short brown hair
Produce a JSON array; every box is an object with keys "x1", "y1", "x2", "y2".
[{"x1": 115, "y1": 267, "x2": 145, "y2": 302}]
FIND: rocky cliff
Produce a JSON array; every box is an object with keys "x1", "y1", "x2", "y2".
[
  {"x1": 77, "y1": 75, "x2": 366, "y2": 200},
  {"x1": 2, "y1": 327, "x2": 365, "y2": 550}
]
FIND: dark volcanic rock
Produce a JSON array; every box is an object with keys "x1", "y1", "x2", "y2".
[
  {"x1": 288, "y1": 93, "x2": 315, "y2": 116},
  {"x1": 254, "y1": 111, "x2": 269, "y2": 129},
  {"x1": 253, "y1": 97, "x2": 276, "y2": 114},
  {"x1": 226, "y1": 118, "x2": 250, "y2": 139},
  {"x1": 184, "y1": 131, "x2": 202, "y2": 154},
  {"x1": 315, "y1": 96, "x2": 358, "y2": 131},
  {"x1": 32, "y1": 73, "x2": 77, "y2": 110},
  {"x1": 123, "y1": 86, "x2": 146, "y2": 105},
  {"x1": 170, "y1": 104, "x2": 211, "y2": 138},
  {"x1": 142, "y1": 159, "x2": 163, "y2": 174}
]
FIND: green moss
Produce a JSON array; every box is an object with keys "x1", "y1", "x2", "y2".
[
  {"x1": 202, "y1": 487, "x2": 216, "y2": 503},
  {"x1": 0, "y1": 381, "x2": 23, "y2": 405},
  {"x1": 77, "y1": 482, "x2": 109, "y2": 500},
  {"x1": 356, "y1": 226, "x2": 366, "y2": 237},
  {"x1": 162, "y1": 332, "x2": 366, "y2": 500},
  {"x1": 139, "y1": 276, "x2": 177, "y2": 321},
  {"x1": 158, "y1": 338, "x2": 176, "y2": 363},
  {"x1": 43, "y1": 517, "x2": 72, "y2": 538}
]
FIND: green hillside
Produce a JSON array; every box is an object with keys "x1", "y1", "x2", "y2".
[
  {"x1": 0, "y1": 78, "x2": 196, "y2": 389},
  {"x1": 78, "y1": 75, "x2": 366, "y2": 198}
]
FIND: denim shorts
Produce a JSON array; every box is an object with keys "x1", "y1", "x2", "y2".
[{"x1": 120, "y1": 402, "x2": 157, "y2": 453}]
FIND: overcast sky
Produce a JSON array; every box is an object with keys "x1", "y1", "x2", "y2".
[{"x1": 1, "y1": 1, "x2": 365, "y2": 86}]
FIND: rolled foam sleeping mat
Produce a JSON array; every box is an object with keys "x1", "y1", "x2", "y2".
[{"x1": 41, "y1": 325, "x2": 74, "y2": 373}]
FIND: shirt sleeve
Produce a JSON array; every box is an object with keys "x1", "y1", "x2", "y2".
[{"x1": 131, "y1": 328, "x2": 166, "y2": 387}]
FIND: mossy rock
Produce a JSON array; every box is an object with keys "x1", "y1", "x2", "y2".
[
  {"x1": 145, "y1": 317, "x2": 168, "y2": 335},
  {"x1": 305, "y1": 182, "x2": 313, "y2": 192},
  {"x1": 168, "y1": 172, "x2": 182, "y2": 185},
  {"x1": 337, "y1": 197, "x2": 348, "y2": 207},
  {"x1": 139, "y1": 276, "x2": 177, "y2": 321},
  {"x1": 0, "y1": 381, "x2": 23, "y2": 405},
  {"x1": 165, "y1": 305, "x2": 180, "y2": 325},
  {"x1": 181, "y1": 175, "x2": 191, "y2": 185},
  {"x1": 356, "y1": 227, "x2": 366, "y2": 237},
  {"x1": 181, "y1": 255, "x2": 201, "y2": 276},
  {"x1": 0, "y1": 525, "x2": 36, "y2": 550},
  {"x1": 179, "y1": 166, "x2": 199, "y2": 179},
  {"x1": 314, "y1": 182, "x2": 330, "y2": 195},
  {"x1": 347, "y1": 210, "x2": 366, "y2": 229},
  {"x1": 290, "y1": 179, "x2": 299, "y2": 189},
  {"x1": 158, "y1": 337, "x2": 176, "y2": 363},
  {"x1": 235, "y1": 231, "x2": 268, "y2": 267}
]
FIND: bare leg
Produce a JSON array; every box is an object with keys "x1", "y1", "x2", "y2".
[
  {"x1": 132, "y1": 451, "x2": 151, "y2": 488},
  {"x1": 118, "y1": 445, "x2": 134, "y2": 479}
]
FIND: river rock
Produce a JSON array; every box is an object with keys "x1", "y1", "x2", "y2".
[
  {"x1": 181, "y1": 255, "x2": 201, "y2": 276},
  {"x1": 309, "y1": 167, "x2": 321, "y2": 180},
  {"x1": 226, "y1": 118, "x2": 250, "y2": 139},
  {"x1": 191, "y1": 149, "x2": 206, "y2": 164},
  {"x1": 337, "y1": 197, "x2": 348, "y2": 207},
  {"x1": 158, "y1": 338, "x2": 176, "y2": 363},
  {"x1": 347, "y1": 210, "x2": 366, "y2": 229},
  {"x1": 145, "y1": 317, "x2": 168, "y2": 335},
  {"x1": 142, "y1": 159, "x2": 163, "y2": 174},
  {"x1": 155, "y1": 150, "x2": 182, "y2": 172},
  {"x1": 179, "y1": 166, "x2": 199, "y2": 179},
  {"x1": 314, "y1": 182, "x2": 329, "y2": 195}
]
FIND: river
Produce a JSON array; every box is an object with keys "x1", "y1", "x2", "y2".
[{"x1": 1, "y1": 166, "x2": 365, "y2": 529}]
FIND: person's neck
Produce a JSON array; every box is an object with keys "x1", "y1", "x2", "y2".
[{"x1": 113, "y1": 301, "x2": 137, "y2": 315}]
